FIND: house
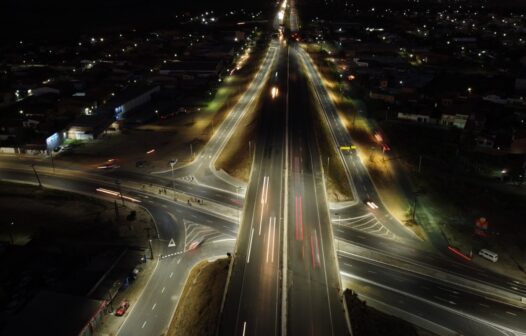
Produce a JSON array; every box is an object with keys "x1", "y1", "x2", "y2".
[{"x1": 440, "y1": 113, "x2": 469, "y2": 129}]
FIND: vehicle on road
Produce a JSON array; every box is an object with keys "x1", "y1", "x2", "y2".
[
  {"x1": 115, "y1": 300, "x2": 130, "y2": 316},
  {"x1": 363, "y1": 199, "x2": 379, "y2": 209},
  {"x1": 478, "y1": 249, "x2": 498, "y2": 262}
]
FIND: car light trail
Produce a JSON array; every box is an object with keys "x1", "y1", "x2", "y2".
[
  {"x1": 96, "y1": 188, "x2": 141, "y2": 203},
  {"x1": 247, "y1": 227, "x2": 255, "y2": 264},
  {"x1": 266, "y1": 216, "x2": 277, "y2": 263},
  {"x1": 295, "y1": 195, "x2": 304, "y2": 241},
  {"x1": 294, "y1": 195, "x2": 302, "y2": 241},
  {"x1": 261, "y1": 176, "x2": 270, "y2": 204}
]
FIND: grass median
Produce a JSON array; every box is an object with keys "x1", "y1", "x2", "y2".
[{"x1": 167, "y1": 257, "x2": 230, "y2": 336}]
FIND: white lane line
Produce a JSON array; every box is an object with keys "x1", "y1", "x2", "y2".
[
  {"x1": 242, "y1": 321, "x2": 247, "y2": 336},
  {"x1": 247, "y1": 227, "x2": 255, "y2": 264},
  {"x1": 142, "y1": 321, "x2": 147, "y2": 328},
  {"x1": 152, "y1": 303, "x2": 157, "y2": 310},
  {"x1": 161, "y1": 287, "x2": 166, "y2": 293},
  {"x1": 169, "y1": 272, "x2": 173, "y2": 278},
  {"x1": 271, "y1": 217, "x2": 276, "y2": 263},
  {"x1": 506, "y1": 311, "x2": 517, "y2": 316},
  {"x1": 177, "y1": 258, "x2": 182, "y2": 264},
  {"x1": 479, "y1": 303, "x2": 489, "y2": 308},
  {"x1": 266, "y1": 217, "x2": 272, "y2": 263}
]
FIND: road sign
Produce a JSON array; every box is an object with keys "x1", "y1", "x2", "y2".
[{"x1": 168, "y1": 238, "x2": 176, "y2": 247}]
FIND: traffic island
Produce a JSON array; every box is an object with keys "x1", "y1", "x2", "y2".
[
  {"x1": 215, "y1": 99, "x2": 261, "y2": 183},
  {"x1": 167, "y1": 257, "x2": 230, "y2": 336}
]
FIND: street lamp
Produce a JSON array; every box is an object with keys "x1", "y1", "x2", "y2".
[
  {"x1": 8, "y1": 221, "x2": 14, "y2": 245},
  {"x1": 31, "y1": 164, "x2": 42, "y2": 187},
  {"x1": 170, "y1": 159, "x2": 178, "y2": 200},
  {"x1": 115, "y1": 179, "x2": 125, "y2": 206}
]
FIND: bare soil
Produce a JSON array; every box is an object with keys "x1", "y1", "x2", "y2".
[{"x1": 167, "y1": 258, "x2": 230, "y2": 336}]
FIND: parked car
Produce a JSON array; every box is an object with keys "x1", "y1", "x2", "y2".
[{"x1": 115, "y1": 300, "x2": 130, "y2": 316}]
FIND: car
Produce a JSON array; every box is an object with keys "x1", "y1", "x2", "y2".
[
  {"x1": 115, "y1": 300, "x2": 130, "y2": 316},
  {"x1": 363, "y1": 199, "x2": 379, "y2": 209},
  {"x1": 97, "y1": 163, "x2": 120, "y2": 169},
  {"x1": 188, "y1": 238, "x2": 204, "y2": 250}
]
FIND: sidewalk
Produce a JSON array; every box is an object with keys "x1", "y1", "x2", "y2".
[{"x1": 94, "y1": 246, "x2": 159, "y2": 336}]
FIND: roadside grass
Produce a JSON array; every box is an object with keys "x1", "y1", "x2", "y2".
[
  {"x1": 167, "y1": 258, "x2": 230, "y2": 336},
  {"x1": 214, "y1": 95, "x2": 261, "y2": 183}
]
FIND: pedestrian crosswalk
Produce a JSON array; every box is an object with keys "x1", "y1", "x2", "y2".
[
  {"x1": 183, "y1": 220, "x2": 230, "y2": 251},
  {"x1": 334, "y1": 213, "x2": 396, "y2": 239}
]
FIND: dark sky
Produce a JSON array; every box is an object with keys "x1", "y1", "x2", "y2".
[{"x1": 0, "y1": 0, "x2": 266, "y2": 40}]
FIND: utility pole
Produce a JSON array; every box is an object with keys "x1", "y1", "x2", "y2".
[
  {"x1": 50, "y1": 150, "x2": 55, "y2": 174},
  {"x1": 148, "y1": 239, "x2": 154, "y2": 260},
  {"x1": 114, "y1": 200, "x2": 119, "y2": 220},
  {"x1": 31, "y1": 164, "x2": 42, "y2": 187},
  {"x1": 8, "y1": 221, "x2": 14, "y2": 245},
  {"x1": 170, "y1": 159, "x2": 178, "y2": 200},
  {"x1": 115, "y1": 180, "x2": 125, "y2": 206}
]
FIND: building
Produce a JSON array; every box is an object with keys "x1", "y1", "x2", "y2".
[{"x1": 106, "y1": 85, "x2": 160, "y2": 120}]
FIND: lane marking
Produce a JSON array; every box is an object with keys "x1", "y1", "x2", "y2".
[
  {"x1": 152, "y1": 303, "x2": 156, "y2": 310},
  {"x1": 142, "y1": 321, "x2": 147, "y2": 329},
  {"x1": 242, "y1": 321, "x2": 247, "y2": 336},
  {"x1": 169, "y1": 272, "x2": 173, "y2": 278},
  {"x1": 247, "y1": 227, "x2": 255, "y2": 263},
  {"x1": 506, "y1": 311, "x2": 517, "y2": 316},
  {"x1": 161, "y1": 287, "x2": 165, "y2": 293}
]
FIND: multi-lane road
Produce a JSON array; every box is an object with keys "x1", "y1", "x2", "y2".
[{"x1": 2, "y1": 0, "x2": 526, "y2": 335}]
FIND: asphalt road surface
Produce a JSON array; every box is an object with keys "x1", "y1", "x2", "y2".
[
  {"x1": 219, "y1": 42, "x2": 285, "y2": 336},
  {"x1": 285, "y1": 44, "x2": 348, "y2": 336}
]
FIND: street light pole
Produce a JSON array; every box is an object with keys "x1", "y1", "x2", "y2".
[
  {"x1": 149, "y1": 239, "x2": 154, "y2": 260},
  {"x1": 31, "y1": 164, "x2": 42, "y2": 187},
  {"x1": 8, "y1": 221, "x2": 14, "y2": 245},
  {"x1": 115, "y1": 180, "x2": 125, "y2": 206},
  {"x1": 50, "y1": 150, "x2": 55, "y2": 174},
  {"x1": 170, "y1": 159, "x2": 178, "y2": 200}
]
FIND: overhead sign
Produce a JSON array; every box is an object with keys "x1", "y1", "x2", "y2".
[{"x1": 168, "y1": 238, "x2": 176, "y2": 247}]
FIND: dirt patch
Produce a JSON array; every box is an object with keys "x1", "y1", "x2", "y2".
[
  {"x1": 344, "y1": 289, "x2": 436, "y2": 336},
  {"x1": 167, "y1": 257, "x2": 230, "y2": 336},
  {"x1": 215, "y1": 98, "x2": 261, "y2": 183}
]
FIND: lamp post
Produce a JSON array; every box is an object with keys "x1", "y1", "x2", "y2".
[
  {"x1": 115, "y1": 179, "x2": 125, "y2": 206},
  {"x1": 8, "y1": 221, "x2": 14, "y2": 245},
  {"x1": 31, "y1": 164, "x2": 42, "y2": 187},
  {"x1": 169, "y1": 159, "x2": 178, "y2": 200}
]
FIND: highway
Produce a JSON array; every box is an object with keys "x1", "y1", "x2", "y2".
[
  {"x1": 285, "y1": 44, "x2": 348, "y2": 335},
  {"x1": 219, "y1": 40, "x2": 285, "y2": 336},
  {"x1": 339, "y1": 251, "x2": 526, "y2": 336},
  {"x1": 295, "y1": 29, "x2": 526, "y2": 335},
  {"x1": 2, "y1": 0, "x2": 526, "y2": 334},
  {"x1": 153, "y1": 41, "x2": 281, "y2": 194}
]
